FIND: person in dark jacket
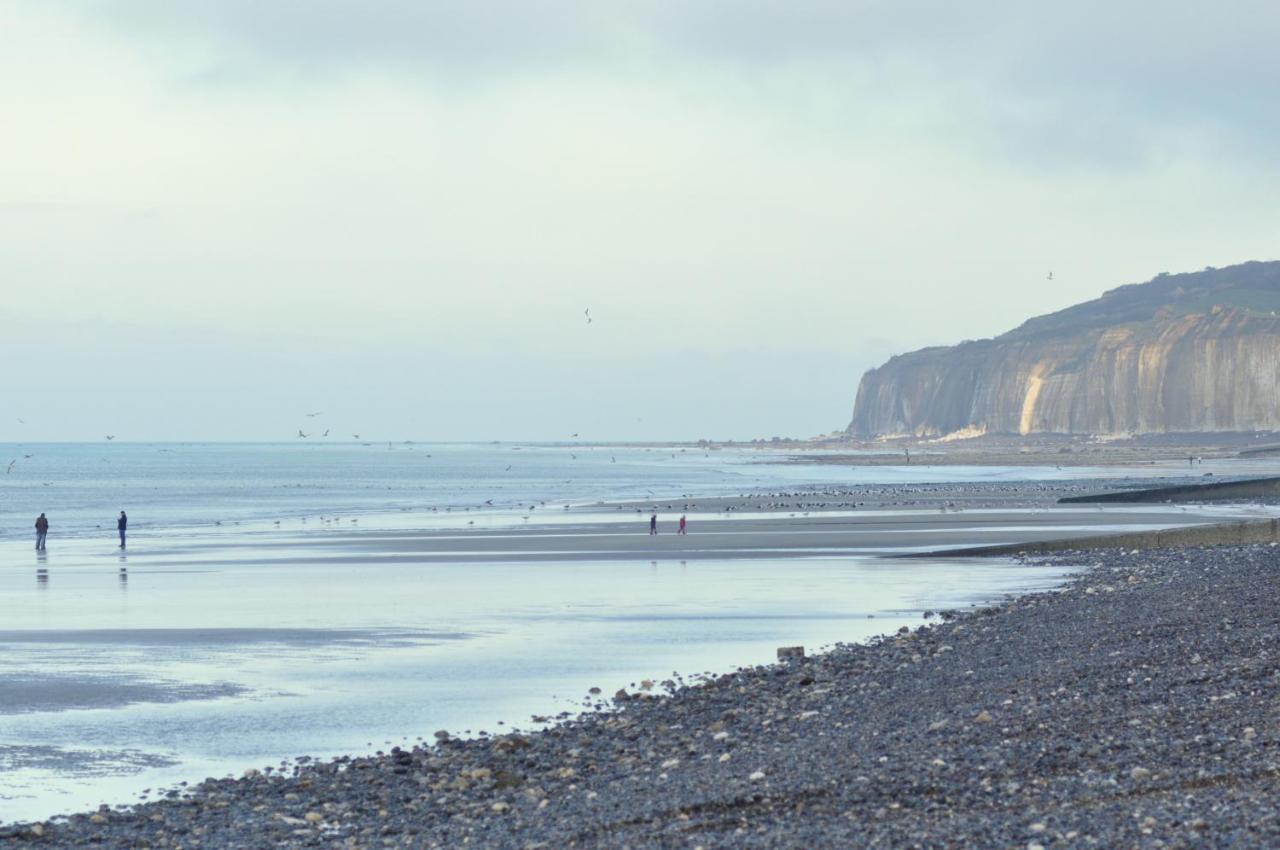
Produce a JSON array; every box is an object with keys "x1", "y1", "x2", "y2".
[
  {"x1": 118, "y1": 511, "x2": 128, "y2": 548},
  {"x1": 35, "y1": 513, "x2": 48, "y2": 550}
]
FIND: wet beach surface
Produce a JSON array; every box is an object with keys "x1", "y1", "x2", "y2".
[
  {"x1": 6, "y1": 543, "x2": 1280, "y2": 847},
  {"x1": 2, "y1": 470, "x2": 1277, "y2": 837}
]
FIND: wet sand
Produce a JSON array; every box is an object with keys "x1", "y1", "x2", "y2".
[{"x1": 123, "y1": 502, "x2": 1272, "y2": 568}]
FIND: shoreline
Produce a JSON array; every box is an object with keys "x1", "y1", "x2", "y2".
[{"x1": 7, "y1": 542, "x2": 1280, "y2": 846}]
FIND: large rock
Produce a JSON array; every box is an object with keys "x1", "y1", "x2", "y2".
[{"x1": 848, "y1": 261, "x2": 1280, "y2": 437}]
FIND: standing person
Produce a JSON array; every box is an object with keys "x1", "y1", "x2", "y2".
[
  {"x1": 34, "y1": 513, "x2": 48, "y2": 550},
  {"x1": 649, "y1": 512, "x2": 658, "y2": 535},
  {"x1": 678, "y1": 514, "x2": 687, "y2": 535},
  {"x1": 118, "y1": 511, "x2": 128, "y2": 549}
]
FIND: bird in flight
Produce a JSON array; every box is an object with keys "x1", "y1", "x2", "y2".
[
  {"x1": 505, "y1": 465, "x2": 513, "y2": 472},
  {"x1": 1047, "y1": 271, "x2": 1054, "y2": 280},
  {"x1": 305, "y1": 411, "x2": 323, "y2": 417},
  {"x1": 571, "y1": 433, "x2": 579, "y2": 438},
  {"x1": 16, "y1": 418, "x2": 24, "y2": 424},
  {"x1": 297, "y1": 430, "x2": 310, "y2": 438},
  {"x1": 322, "y1": 429, "x2": 330, "y2": 437},
  {"x1": 105, "y1": 435, "x2": 116, "y2": 441},
  {"x1": 6, "y1": 459, "x2": 15, "y2": 474},
  {"x1": 353, "y1": 434, "x2": 360, "y2": 439},
  {"x1": 584, "y1": 308, "x2": 592, "y2": 325}
]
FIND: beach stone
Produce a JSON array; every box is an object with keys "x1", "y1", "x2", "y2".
[
  {"x1": 491, "y1": 802, "x2": 509, "y2": 813},
  {"x1": 719, "y1": 753, "x2": 731, "y2": 763},
  {"x1": 777, "y1": 646, "x2": 805, "y2": 660},
  {"x1": 433, "y1": 730, "x2": 451, "y2": 742},
  {"x1": 1130, "y1": 766, "x2": 1152, "y2": 780},
  {"x1": 975, "y1": 710, "x2": 994, "y2": 723},
  {"x1": 304, "y1": 811, "x2": 324, "y2": 824},
  {"x1": 749, "y1": 770, "x2": 766, "y2": 781},
  {"x1": 29, "y1": 824, "x2": 44, "y2": 837},
  {"x1": 89, "y1": 814, "x2": 106, "y2": 825}
]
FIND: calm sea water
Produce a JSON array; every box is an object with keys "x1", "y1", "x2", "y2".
[
  {"x1": 0, "y1": 442, "x2": 774, "y2": 540},
  {"x1": 0, "y1": 441, "x2": 1161, "y2": 542}
]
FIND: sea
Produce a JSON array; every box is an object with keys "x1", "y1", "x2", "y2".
[{"x1": 0, "y1": 443, "x2": 1253, "y2": 824}]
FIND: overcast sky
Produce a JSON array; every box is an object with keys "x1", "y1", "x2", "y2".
[{"x1": 3, "y1": 2, "x2": 1278, "y2": 441}]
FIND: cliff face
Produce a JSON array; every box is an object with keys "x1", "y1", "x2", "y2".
[{"x1": 849, "y1": 261, "x2": 1280, "y2": 437}]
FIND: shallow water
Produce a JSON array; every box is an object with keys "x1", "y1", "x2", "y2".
[
  {"x1": 0, "y1": 544, "x2": 1079, "y2": 823},
  {"x1": 0, "y1": 441, "x2": 1254, "y2": 540}
]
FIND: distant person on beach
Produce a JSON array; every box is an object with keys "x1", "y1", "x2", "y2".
[
  {"x1": 649, "y1": 513, "x2": 658, "y2": 535},
  {"x1": 678, "y1": 514, "x2": 687, "y2": 535},
  {"x1": 118, "y1": 511, "x2": 128, "y2": 548},
  {"x1": 35, "y1": 513, "x2": 48, "y2": 550}
]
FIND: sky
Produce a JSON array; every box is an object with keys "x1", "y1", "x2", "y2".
[{"x1": 3, "y1": 1, "x2": 1279, "y2": 442}]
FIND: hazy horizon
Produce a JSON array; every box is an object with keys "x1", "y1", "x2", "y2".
[{"x1": 5, "y1": 2, "x2": 1280, "y2": 441}]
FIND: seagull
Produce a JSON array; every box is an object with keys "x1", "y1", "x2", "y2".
[
  {"x1": 105, "y1": 435, "x2": 116, "y2": 440},
  {"x1": 1047, "y1": 271, "x2": 1054, "y2": 280},
  {"x1": 571, "y1": 433, "x2": 579, "y2": 438},
  {"x1": 6, "y1": 459, "x2": 15, "y2": 474},
  {"x1": 322, "y1": 429, "x2": 330, "y2": 437},
  {"x1": 16, "y1": 418, "x2": 24, "y2": 424},
  {"x1": 353, "y1": 434, "x2": 360, "y2": 439},
  {"x1": 305, "y1": 411, "x2": 323, "y2": 417},
  {"x1": 505, "y1": 465, "x2": 513, "y2": 472},
  {"x1": 297, "y1": 430, "x2": 310, "y2": 438}
]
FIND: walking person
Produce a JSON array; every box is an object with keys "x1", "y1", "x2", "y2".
[
  {"x1": 118, "y1": 511, "x2": 128, "y2": 549},
  {"x1": 649, "y1": 512, "x2": 658, "y2": 535},
  {"x1": 34, "y1": 513, "x2": 48, "y2": 550},
  {"x1": 678, "y1": 514, "x2": 687, "y2": 535}
]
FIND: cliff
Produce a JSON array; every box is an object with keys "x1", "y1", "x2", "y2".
[{"x1": 848, "y1": 261, "x2": 1280, "y2": 437}]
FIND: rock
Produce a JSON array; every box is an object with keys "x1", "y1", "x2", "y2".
[
  {"x1": 491, "y1": 802, "x2": 509, "y2": 813},
  {"x1": 494, "y1": 734, "x2": 532, "y2": 753},
  {"x1": 494, "y1": 770, "x2": 524, "y2": 789},
  {"x1": 89, "y1": 814, "x2": 107, "y2": 825},
  {"x1": 749, "y1": 770, "x2": 766, "y2": 781},
  {"x1": 304, "y1": 811, "x2": 324, "y2": 823},
  {"x1": 661, "y1": 759, "x2": 680, "y2": 769},
  {"x1": 434, "y1": 730, "x2": 451, "y2": 742},
  {"x1": 777, "y1": 646, "x2": 805, "y2": 660},
  {"x1": 29, "y1": 824, "x2": 44, "y2": 837},
  {"x1": 713, "y1": 731, "x2": 730, "y2": 741},
  {"x1": 613, "y1": 689, "x2": 629, "y2": 702},
  {"x1": 975, "y1": 710, "x2": 994, "y2": 723},
  {"x1": 1130, "y1": 767, "x2": 1151, "y2": 780}
]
